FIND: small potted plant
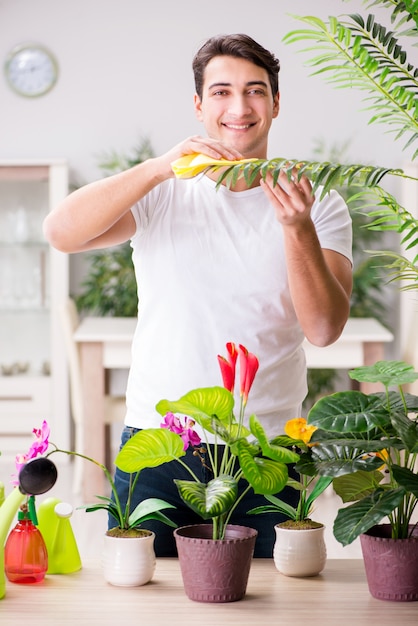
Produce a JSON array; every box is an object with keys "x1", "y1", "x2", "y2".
[
  {"x1": 115, "y1": 342, "x2": 300, "y2": 602},
  {"x1": 306, "y1": 360, "x2": 418, "y2": 601},
  {"x1": 248, "y1": 417, "x2": 332, "y2": 577},
  {"x1": 13, "y1": 421, "x2": 177, "y2": 587}
]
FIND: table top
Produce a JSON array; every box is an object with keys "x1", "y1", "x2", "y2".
[
  {"x1": 74, "y1": 316, "x2": 394, "y2": 343},
  {"x1": 1, "y1": 559, "x2": 416, "y2": 625}
]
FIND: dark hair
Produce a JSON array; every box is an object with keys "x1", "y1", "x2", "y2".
[{"x1": 192, "y1": 34, "x2": 280, "y2": 99}]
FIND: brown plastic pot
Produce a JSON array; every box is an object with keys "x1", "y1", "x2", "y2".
[
  {"x1": 174, "y1": 523, "x2": 257, "y2": 603},
  {"x1": 360, "y1": 524, "x2": 418, "y2": 601}
]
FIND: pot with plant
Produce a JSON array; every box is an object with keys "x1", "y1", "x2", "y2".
[
  {"x1": 306, "y1": 360, "x2": 418, "y2": 601},
  {"x1": 248, "y1": 417, "x2": 332, "y2": 577},
  {"x1": 115, "y1": 342, "x2": 300, "y2": 603},
  {"x1": 14, "y1": 421, "x2": 177, "y2": 588}
]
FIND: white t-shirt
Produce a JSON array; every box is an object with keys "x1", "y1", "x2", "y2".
[{"x1": 125, "y1": 175, "x2": 352, "y2": 438}]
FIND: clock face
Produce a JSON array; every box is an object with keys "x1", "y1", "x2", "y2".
[{"x1": 4, "y1": 43, "x2": 58, "y2": 97}]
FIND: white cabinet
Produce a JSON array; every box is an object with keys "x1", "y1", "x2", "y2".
[{"x1": 0, "y1": 160, "x2": 70, "y2": 458}]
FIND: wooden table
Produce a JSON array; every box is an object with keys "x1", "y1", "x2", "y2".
[
  {"x1": 74, "y1": 317, "x2": 393, "y2": 501},
  {"x1": 1, "y1": 559, "x2": 416, "y2": 625}
]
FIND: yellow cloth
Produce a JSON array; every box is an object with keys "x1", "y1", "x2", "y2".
[{"x1": 171, "y1": 153, "x2": 257, "y2": 179}]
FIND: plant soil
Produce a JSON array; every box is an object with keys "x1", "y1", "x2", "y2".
[
  {"x1": 278, "y1": 519, "x2": 323, "y2": 530},
  {"x1": 105, "y1": 527, "x2": 152, "y2": 538}
]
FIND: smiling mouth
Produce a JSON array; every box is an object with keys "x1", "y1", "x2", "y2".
[{"x1": 223, "y1": 123, "x2": 255, "y2": 130}]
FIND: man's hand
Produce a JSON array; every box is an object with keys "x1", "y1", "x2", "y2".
[
  {"x1": 260, "y1": 169, "x2": 315, "y2": 225},
  {"x1": 157, "y1": 135, "x2": 244, "y2": 179}
]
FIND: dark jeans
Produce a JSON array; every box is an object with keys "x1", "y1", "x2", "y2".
[{"x1": 110, "y1": 426, "x2": 299, "y2": 558}]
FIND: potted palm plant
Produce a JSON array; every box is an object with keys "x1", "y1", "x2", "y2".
[
  {"x1": 12, "y1": 421, "x2": 177, "y2": 588},
  {"x1": 115, "y1": 342, "x2": 300, "y2": 602},
  {"x1": 306, "y1": 360, "x2": 418, "y2": 600},
  {"x1": 248, "y1": 417, "x2": 332, "y2": 577}
]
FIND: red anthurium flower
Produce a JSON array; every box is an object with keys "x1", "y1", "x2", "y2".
[
  {"x1": 217, "y1": 342, "x2": 238, "y2": 393},
  {"x1": 238, "y1": 344, "x2": 259, "y2": 405}
]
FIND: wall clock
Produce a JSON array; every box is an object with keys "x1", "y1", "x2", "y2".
[{"x1": 4, "y1": 43, "x2": 58, "y2": 97}]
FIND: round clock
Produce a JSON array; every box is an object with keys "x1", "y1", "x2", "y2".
[{"x1": 4, "y1": 43, "x2": 58, "y2": 97}]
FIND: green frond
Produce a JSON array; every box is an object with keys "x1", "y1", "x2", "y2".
[
  {"x1": 211, "y1": 158, "x2": 404, "y2": 199},
  {"x1": 283, "y1": 13, "x2": 418, "y2": 155}
]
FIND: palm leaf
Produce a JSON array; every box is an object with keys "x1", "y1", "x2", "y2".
[
  {"x1": 282, "y1": 13, "x2": 418, "y2": 156},
  {"x1": 212, "y1": 158, "x2": 403, "y2": 199}
]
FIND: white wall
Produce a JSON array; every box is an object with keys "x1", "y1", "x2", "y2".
[{"x1": 0, "y1": 0, "x2": 415, "y2": 303}]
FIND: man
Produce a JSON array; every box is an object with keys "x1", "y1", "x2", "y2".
[{"x1": 44, "y1": 34, "x2": 352, "y2": 556}]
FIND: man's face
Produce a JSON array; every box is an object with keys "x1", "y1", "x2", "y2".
[{"x1": 194, "y1": 55, "x2": 279, "y2": 158}]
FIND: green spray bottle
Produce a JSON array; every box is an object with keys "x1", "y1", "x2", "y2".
[{"x1": 37, "y1": 498, "x2": 82, "y2": 574}]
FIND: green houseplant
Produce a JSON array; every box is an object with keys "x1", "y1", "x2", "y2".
[
  {"x1": 75, "y1": 137, "x2": 154, "y2": 317},
  {"x1": 114, "y1": 341, "x2": 299, "y2": 601},
  {"x1": 12, "y1": 420, "x2": 177, "y2": 587},
  {"x1": 248, "y1": 416, "x2": 332, "y2": 577},
  {"x1": 306, "y1": 360, "x2": 418, "y2": 599}
]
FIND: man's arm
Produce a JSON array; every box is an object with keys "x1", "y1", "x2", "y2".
[
  {"x1": 261, "y1": 170, "x2": 352, "y2": 347},
  {"x1": 43, "y1": 136, "x2": 243, "y2": 253}
]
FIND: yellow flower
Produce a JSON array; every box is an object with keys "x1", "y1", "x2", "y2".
[
  {"x1": 285, "y1": 418, "x2": 317, "y2": 445},
  {"x1": 171, "y1": 153, "x2": 257, "y2": 179}
]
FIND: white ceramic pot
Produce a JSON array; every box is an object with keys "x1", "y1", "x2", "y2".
[
  {"x1": 102, "y1": 531, "x2": 156, "y2": 586},
  {"x1": 273, "y1": 523, "x2": 326, "y2": 577}
]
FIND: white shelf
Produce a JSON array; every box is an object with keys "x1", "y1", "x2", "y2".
[{"x1": 0, "y1": 160, "x2": 70, "y2": 453}]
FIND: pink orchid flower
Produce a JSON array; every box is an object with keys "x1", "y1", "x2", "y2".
[
  {"x1": 238, "y1": 344, "x2": 259, "y2": 405},
  {"x1": 12, "y1": 419, "x2": 50, "y2": 485},
  {"x1": 161, "y1": 412, "x2": 201, "y2": 451},
  {"x1": 217, "y1": 342, "x2": 238, "y2": 393}
]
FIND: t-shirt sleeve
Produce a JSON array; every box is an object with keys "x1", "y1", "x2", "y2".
[{"x1": 311, "y1": 188, "x2": 353, "y2": 264}]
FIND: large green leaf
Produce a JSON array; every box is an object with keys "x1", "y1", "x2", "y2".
[
  {"x1": 156, "y1": 387, "x2": 234, "y2": 435},
  {"x1": 392, "y1": 465, "x2": 418, "y2": 497},
  {"x1": 389, "y1": 409, "x2": 418, "y2": 451},
  {"x1": 174, "y1": 476, "x2": 238, "y2": 519},
  {"x1": 249, "y1": 414, "x2": 300, "y2": 464},
  {"x1": 235, "y1": 440, "x2": 289, "y2": 495},
  {"x1": 333, "y1": 488, "x2": 405, "y2": 545},
  {"x1": 115, "y1": 428, "x2": 185, "y2": 473},
  {"x1": 308, "y1": 391, "x2": 390, "y2": 432},
  {"x1": 310, "y1": 442, "x2": 384, "y2": 477},
  {"x1": 333, "y1": 470, "x2": 385, "y2": 503},
  {"x1": 349, "y1": 360, "x2": 418, "y2": 387},
  {"x1": 128, "y1": 497, "x2": 177, "y2": 529}
]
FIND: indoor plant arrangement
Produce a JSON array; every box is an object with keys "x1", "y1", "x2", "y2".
[
  {"x1": 115, "y1": 341, "x2": 300, "y2": 602},
  {"x1": 248, "y1": 417, "x2": 332, "y2": 576},
  {"x1": 9, "y1": 421, "x2": 177, "y2": 587},
  {"x1": 306, "y1": 359, "x2": 418, "y2": 600}
]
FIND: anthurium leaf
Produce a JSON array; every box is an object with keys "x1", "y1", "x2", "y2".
[
  {"x1": 249, "y1": 414, "x2": 300, "y2": 464},
  {"x1": 115, "y1": 428, "x2": 185, "y2": 473},
  {"x1": 156, "y1": 386, "x2": 234, "y2": 434},
  {"x1": 236, "y1": 440, "x2": 288, "y2": 495},
  {"x1": 333, "y1": 488, "x2": 405, "y2": 545},
  {"x1": 392, "y1": 465, "x2": 418, "y2": 498},
  {"x1": 348, "y1": 360, "x2": 418, "y2": 387},
  {"x1": 211, "y1": 419, "x2": 250, "y2": 443},
  {"x1": 308, "y1": 391, "x2": 390, "y2": 432},
  {"x1": 174, "y1": 476, "x2": 238, "y2": 519},
  {"x1": 333, "y1": 470, "x2": 385, "y2": 503}
]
